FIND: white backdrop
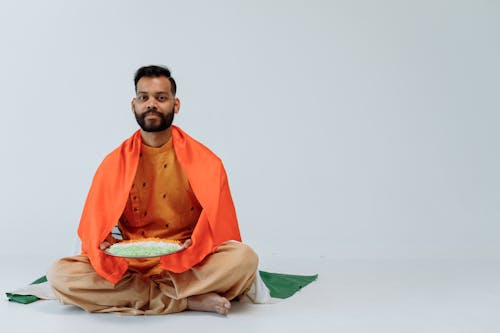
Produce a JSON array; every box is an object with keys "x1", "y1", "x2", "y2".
[{"x1": 0, "y1": 0, "x2": 498, "y2": 261}]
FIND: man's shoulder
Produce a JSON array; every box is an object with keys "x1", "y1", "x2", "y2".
[{"x1": 97, "y1": 127, "x2": 225, "y2": 169}]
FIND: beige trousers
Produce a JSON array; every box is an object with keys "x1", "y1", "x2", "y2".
[{"x1": 47, "y1": 242, "x2": 258, "y2": 315}]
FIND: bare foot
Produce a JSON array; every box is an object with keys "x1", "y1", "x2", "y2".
[{"x1": 187, "y1": 292, "x2": 231, "y2": 315}]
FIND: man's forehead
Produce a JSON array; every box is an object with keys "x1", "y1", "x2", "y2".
[
  {"x1": 136, "y1": 76, "x2": 172, "y2": 92},
  {"x1": 136, "y1": 89, "x2": 170, "y2": 94}
]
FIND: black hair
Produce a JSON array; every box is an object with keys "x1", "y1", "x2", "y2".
[{"x1": 134, "y1": 65, "x2": 177, "y2": 95}]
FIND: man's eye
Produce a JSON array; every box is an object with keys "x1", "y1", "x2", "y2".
[
  {"x1": 138, "y1": 95, "x2": 147, "y2": 101},
  {"x1": 158, "y1": 96, "x2": 166, "y2": 101}
]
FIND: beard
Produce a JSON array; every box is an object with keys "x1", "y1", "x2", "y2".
[{"x1": 134, "y1": 106, "x2": 175, "y2": 132}]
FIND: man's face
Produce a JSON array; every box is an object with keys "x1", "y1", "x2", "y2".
[{"x1": 132, "y1": 76, "x2": 179, "y2": 132}]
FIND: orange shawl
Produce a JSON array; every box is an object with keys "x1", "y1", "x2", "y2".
[{"x1": 77, "y1": 126, "x2": 241, "y2": 284}]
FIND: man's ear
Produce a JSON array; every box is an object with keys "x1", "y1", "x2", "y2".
[
  {"x1": 174, "y1": 97, "x2": 181, "y2": 114},
  {"x1": 131, "y1": 98, "x2": 136, "y2": 113}
]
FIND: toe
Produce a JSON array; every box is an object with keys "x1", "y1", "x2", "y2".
[
  {"x1": 221, "y1": 297, "x2": 231, "y2": 309},
  {"x1": 215, "y1": 306, "x2": 227, "y2": 315}
]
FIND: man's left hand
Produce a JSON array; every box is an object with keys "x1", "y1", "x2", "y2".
[{"x1": 182, "y1": 239, "x2": 192, "y2": 249}]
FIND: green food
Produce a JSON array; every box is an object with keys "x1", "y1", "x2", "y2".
[{"x1": 107, "y1": 242, "x2": 181, "y2": 257}]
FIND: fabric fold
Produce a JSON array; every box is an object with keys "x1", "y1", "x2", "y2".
[{"x1": 6, "y1": 276, "x2": 52, "y2": 304}]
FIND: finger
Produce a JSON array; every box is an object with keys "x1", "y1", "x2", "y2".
[{"x1": 100, "y1": 242, "x2": 110, "y2": 250}]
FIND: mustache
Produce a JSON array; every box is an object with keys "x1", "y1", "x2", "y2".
[{"x1": 142, "y1": 110, "x2": 163, "y2": 118}]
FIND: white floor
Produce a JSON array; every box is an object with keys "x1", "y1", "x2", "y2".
[{"x1": 1, "y1": 254, "x2": 499, "y2": 333}]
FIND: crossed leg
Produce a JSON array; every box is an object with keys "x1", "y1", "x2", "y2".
[{"x1": 47, "y1": 242, "x2": 258, "y2": 315}]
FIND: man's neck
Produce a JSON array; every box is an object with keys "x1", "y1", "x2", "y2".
[{"x1": 140, "y1": 127, "x2": 172, "y2": 148}]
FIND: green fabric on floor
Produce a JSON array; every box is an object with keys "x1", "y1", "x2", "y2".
[
  {"x1": 6, "y1": 276, "x2": 47, "y2": 304},
  {"x1": 259, "y1": 271, "x2": 318, "y2": 298}
]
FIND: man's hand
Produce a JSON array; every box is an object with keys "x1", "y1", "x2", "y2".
[
  {"x1": 100, "y1": 241, "x2": 111, "y2": 250},
  {"x1": 182, "y1": 239, "x2": 192, "y2": 249}
]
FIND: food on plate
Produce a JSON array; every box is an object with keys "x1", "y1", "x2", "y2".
[{"x1": 106, "y1": 238, "x2": 182, "y2": 257}]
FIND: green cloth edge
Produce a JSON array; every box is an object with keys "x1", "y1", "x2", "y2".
[
  {"x1": 5, "y1": 276, "x2": 47, "y2": 304},
  {"x1": 259, "y1": 270, "x2": 318, "y2": 299}
]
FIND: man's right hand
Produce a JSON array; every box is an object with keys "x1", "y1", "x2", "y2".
[{"x1": 100, "y1": 241, "x2": 111, "y2": 250}]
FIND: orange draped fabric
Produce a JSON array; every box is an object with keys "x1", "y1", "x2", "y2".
[{"x1": 77, "y1": 126, "x2": 242, "y2": 284}]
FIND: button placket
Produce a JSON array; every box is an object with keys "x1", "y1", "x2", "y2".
[{"x1": 129, "y1": 185, "x2": 141, "y2": 221}]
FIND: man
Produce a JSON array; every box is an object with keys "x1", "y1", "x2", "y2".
[{"x1": 47, "y1": 65, "x2": 258, "y2": 315}]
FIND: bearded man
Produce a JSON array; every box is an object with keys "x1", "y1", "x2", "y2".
[{"x1": 47, "y1": 65, "x2": 258, "y2": 316}]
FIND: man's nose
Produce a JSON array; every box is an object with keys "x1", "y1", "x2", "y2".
[{"x1": 146, "y1": 101, "x2": 157, "y2": 110}]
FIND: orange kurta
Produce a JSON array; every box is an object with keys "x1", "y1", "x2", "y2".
[
  {"x1": 119, "y1": 138, "x2": 201, "y2": 242},
  {"x1": 77, "y1": 126, "x2": 242, "y2": 284},
  {"x1": 119, "y1": 138, "x2": 202, "y2": 276}
]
